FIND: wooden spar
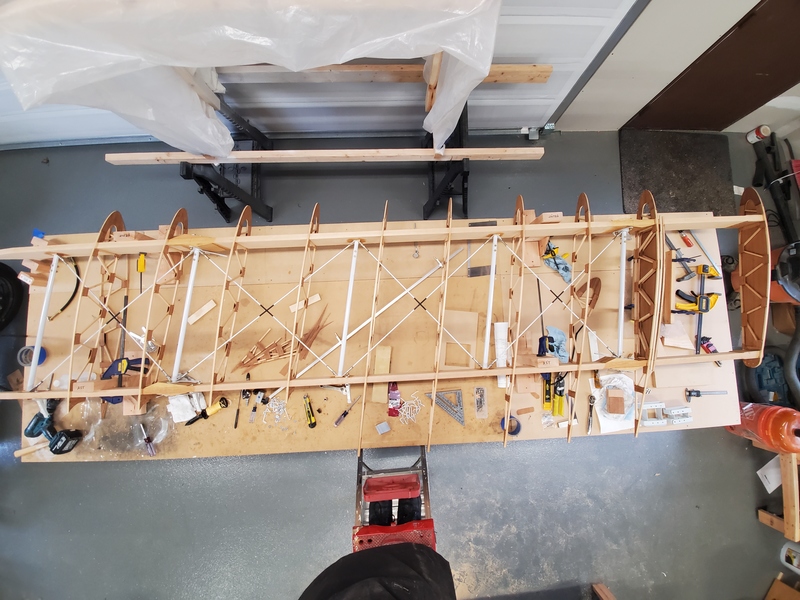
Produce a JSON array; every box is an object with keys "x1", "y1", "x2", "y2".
[
  {"x1": 284, "y1": 204, "x2": 320, "y2": 402},
  {"x1": 0, "y1": 218, "x2": 677, "y2": 262},
  {"x1": 216, "y1": 63, "x2": 553, "y2": 85},
  {"x1": 503, "y1": 195, "x2": 527, "y2": 447},
  {"x1": 567, "y1": 194, "x2": 592, "y2": 442},
  {"x1": 105, "y1": 147, "x2": 545, "y2": 166},
  {"x1": 208, "y1": 207, "x2": 252, "y2": 401},
  {"x1": 357, "y1": 202, "x2": 389, "y2": 455},
  {"x1": 426, "y1": 200, "x2": 454, "y2": 451},
  {"x1": 136, "y1": 209, "x2": 188, "y2": 411}
]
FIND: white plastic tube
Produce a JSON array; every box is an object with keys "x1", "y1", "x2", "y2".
[
  {"x1": 494, "y1": 321, "x2": 509, "y2": 388},
  {"x1": 337, "y1": 241, "x2": 359, "y2": 377},
  {"x1": 25, "y1": 255, "x2": 59, "y2": 391},
  {"x1": 171, "y1": 248, "x2": 201, "y2": 381},
  {"x1": 482, "y1": 234, "x2": 498, "y2": 369},
  {"x1": 617, "y1": 229, "x2": 629, "y2": 357}
]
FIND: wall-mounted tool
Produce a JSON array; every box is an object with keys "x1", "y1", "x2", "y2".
[
  {"x1": 185, "y1": 397, "x2": 229, "y2": 425},
  {"x1": 304, "y1": 394, "x2": 317, "y2": 428},
  {"x1": 685, "y1": 389, "x2": 728, "y2": 402},
  {"x1": 137, "y1": 252, "x2": 146, "y2": 295},
  {"x1": 699, "y1": 336, "x2": 722, "y2": 367}
]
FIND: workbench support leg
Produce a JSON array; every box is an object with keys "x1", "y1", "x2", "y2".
[
  {"x1": 181, "y1": 162, "x2": 273, "y2": 223},
  {"x1": 617, "y1": 228, "x2": 629, "y2": 357}
]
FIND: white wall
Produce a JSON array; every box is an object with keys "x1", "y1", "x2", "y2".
[
  {"x1": 557, "y1": 0, "x2": 759, "y2": 131},
  {"x1": 725, "y1": 82, "x2": 800, "y2": 153}
]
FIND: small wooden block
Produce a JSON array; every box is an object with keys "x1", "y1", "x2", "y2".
[
  {"x1": 534, "y1": 212, "x2": 563, "y2": 224},
  {"x1": 606, "y1": 389, "x2": 625, "y2": 414},
  {"x1": 764, "y1": 576, "x2": 800, "y2": 600},
  {"x1": 515, "y1": 374, "x2": 538, "y2": 394},
  {"x1": 662, "y1": 249, "x2": 676, "y2": 325},
  {"x1": 290, "y1": 293, "x2": 321, "y2": 313},
  {"x1": 188, "y1": 299, "x2": 216, "y2": 325},
  {"x1": 122, "y1": 396, "x2": 148, "y2": 416},
  {"x1": 157, "y1": 224, "x2": 170, "y2": 239},
  {"x1": 22, "y1": 259, "x2": 47, "y2": 273},
  {"x1": 73, "y1": 379, "x2": 118, "y2": 393},
  {"x1": 6, "y1": 369, "x2": 23, "y2": 392},
  {"x1": 18, "y1": 271, "x2": 48, "y2": 287},
  {"x1": 535, "y1": 356, "x2": 559, "y2": 368},
  {"x1": 538, "y1": 237, "x2": 550, "y2": 256},
  {"x1": 516, "y1": 406, "x2": 536, "y2": 415},
  {"x1": 112, "y1": 230, "x2": 154, "y2": 242},
  {"x1": 374, "y1": 346, "x2": 392, "y2": 375},
  {"x1": 30, "y1": 236, "x2": 50, "y2": 247}
]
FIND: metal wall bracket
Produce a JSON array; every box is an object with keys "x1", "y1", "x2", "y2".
[{"x1": 424, "y1": 106, "x2": 470, "y2": 220}]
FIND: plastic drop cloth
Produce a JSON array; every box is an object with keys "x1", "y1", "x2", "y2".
[{"x1": 0, "y1": 0, "x2": 501, "y2": 156}]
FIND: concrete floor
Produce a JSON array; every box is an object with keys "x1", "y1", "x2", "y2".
[{"x1": 0, "y1": 132, "x2": 790, "y2": 599}]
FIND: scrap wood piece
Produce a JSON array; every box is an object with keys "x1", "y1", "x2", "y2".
[
  {"x1": 289, "y1": 293, "x2": 320, "y2": 313},
  {"x1": 187, "y1": 299, "x2": 216, "y2": 325}
]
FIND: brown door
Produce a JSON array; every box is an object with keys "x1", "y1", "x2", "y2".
[{"x1": 626, "y1": 0, "x2": 800, "y2": 131}]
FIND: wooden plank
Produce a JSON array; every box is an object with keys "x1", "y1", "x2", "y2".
[
  {"x1": 425, "y1": 52, "x2": 443, "y2": 112},
  {"x1": 216, "y1": 63, "x2": 553, "y2": 85},
  {"x1": 765, "y1": 577, "x2": 800, "y2": 600},
  {"x1": 759, "y1": 509, "x2": 787, "y2": 534},
  {"x1": 782, "y1": 453, "x2": 800, "y2": 541},
  {"x1": 374, "y1": 346, "x2": 392, "y2": 375},
  {"x1": 591, "y1": 583, "x2": 617, "y2": 600},
  {"x1": 174, "y1": 67, "x2": 221, "y2": 110},
  {"x1": 105, "y1": 147, "x2": 545, "y2": 166}
]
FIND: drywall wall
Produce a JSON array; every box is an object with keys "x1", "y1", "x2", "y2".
[
  {"x1": 557, "y1": 0, "x2": 759, "y2": 131},
  {"x1": 726, "y1": 82, "x2": 800, "y2": 152}
]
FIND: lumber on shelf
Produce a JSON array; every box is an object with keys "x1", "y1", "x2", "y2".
[
  {"x1": 105, "y1": 147, "x2": 545, "y2": 166},
  {"x1": 216, "y1": 63, "x2": 553, "y2": 85}
]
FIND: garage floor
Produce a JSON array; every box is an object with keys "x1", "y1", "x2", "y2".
[{"x1": 0, "y1": 132, "x2": 789, "y2": 599}]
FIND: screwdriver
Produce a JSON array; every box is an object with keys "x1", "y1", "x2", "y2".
[
  {"x1": 140, "y1": 423, "x2": 156, "y2": 456},
  {"x1": 304, "y1": 394, "x2": 317, "y2": 429},
  {"x1": 334, "y1": 394, "x2": 363, "y2": 427},
  {"x1": 137, "y1": 252, "x2": 146, "y2": 295}
]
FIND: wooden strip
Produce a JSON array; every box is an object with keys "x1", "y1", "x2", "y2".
[
  {"x1": 105, "y1": 147, "x2": 545, "y2": 166},
  {"x1": 567, "y1": 193, "x2": 592, "y2": 442},
  {"x1": 426, "y1": 200, "x2": 455, "y2": 451},
  {"x1": 216, "y1": 63, "x2": 553, "y2": 85},
  {"x1": 424, "y1": 52, "x2": 443, "y2": 112},
  {"x1": 174, "y1": 67, "x2": 221, "y2": 110},
  {"x1": 591, "y1": 583, "x2": 617, "y2": 600},
  {"x1": 759, "y1": 508, "x2": 787, "y2": 534},
  {"x1": 503, "y1": 196, "x2": 528, "y2": 447},
  {"x1": 187, "y1": 299, "x2": 217, "y2": 326},
  {"x1": 289, "y1": 293, "x2": 320, "y2": 313},
  {"x1": 782, "y1": 453, "x2": 800, "y2": 541},
  {"x1": 357, "y1": 202, "x2": 389, "y2": 455},
  {"x1": 0, "y1": 219, "x2": 661, "y2": 262}
]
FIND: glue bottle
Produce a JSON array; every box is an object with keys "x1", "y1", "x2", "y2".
[{"x1": 726, "y1": 402, "x2": 800, "y2": 453}]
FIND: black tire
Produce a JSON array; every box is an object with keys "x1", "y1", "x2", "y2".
[
  {"x1": 397, "y1": 496, "x2": 422, "y2": 524},
  {"x1": 368, "y1": 500, "x2": 393, "y2": 526},
  {"x1": 0, "y1": 262, "x2": 22, "y2": 331}
]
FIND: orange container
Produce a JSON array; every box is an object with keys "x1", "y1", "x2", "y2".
[{"x1": 727, "y1": 402, "x2": 800, "y2": 453}]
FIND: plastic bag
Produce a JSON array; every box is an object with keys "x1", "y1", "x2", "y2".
[{"x1": 0, "y1": 0, "x2": 501, "y2": 156}]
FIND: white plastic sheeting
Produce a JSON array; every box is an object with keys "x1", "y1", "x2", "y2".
[{"x1": 0, "y1": 0, "x2": 501, "y2": 156}]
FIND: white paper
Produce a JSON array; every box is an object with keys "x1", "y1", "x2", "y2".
[
  {"x1": 167, "y1": 394, "x2": 196, "y2": 423},
  {"x1": 757, "y1": 454, "x2": 783, "y2": 494}
]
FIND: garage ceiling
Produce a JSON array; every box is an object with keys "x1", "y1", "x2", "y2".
[{"x1": 0, "y1": 0, "x2": 638, "y2": 149}]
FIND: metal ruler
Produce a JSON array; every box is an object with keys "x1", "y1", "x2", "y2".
[{"x1": 425, "y1": 389, "x2": 465, "y2": 426}]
